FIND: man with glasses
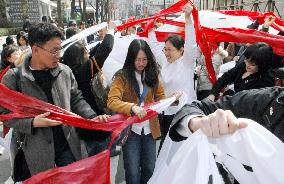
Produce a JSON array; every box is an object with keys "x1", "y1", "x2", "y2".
[{"x1": 1, "y1": 23, "x2": 101, "y2": 182}]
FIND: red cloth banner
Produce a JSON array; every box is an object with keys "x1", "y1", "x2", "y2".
[
  {"x1": 0, "y1": 83, "x2": 165, "y2": 183},
  {"x1": 116, "y1": 0, "x2": 191, "y2": 32}
]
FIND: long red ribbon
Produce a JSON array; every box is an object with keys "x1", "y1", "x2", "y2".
[{"x1": 0, "y1": 83, "x2": 160, "y2": 183}]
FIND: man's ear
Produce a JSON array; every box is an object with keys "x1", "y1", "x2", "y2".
[
  {"x1": 180, "y1": 47, "x2": 184, "y2": 55},
  {"x1": 31, "y1": 45, "x2": 39, "y2": 54}
]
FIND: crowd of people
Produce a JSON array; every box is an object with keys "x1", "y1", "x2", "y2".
[{"x1": 0, "y1": 3, "x2": 284, "y2": 184}]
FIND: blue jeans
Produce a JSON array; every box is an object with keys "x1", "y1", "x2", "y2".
[{"x1": 123, "y1": 131, "x2": 156, "y2": 184}]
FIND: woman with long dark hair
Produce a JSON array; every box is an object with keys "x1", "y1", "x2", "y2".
[
  {"x1": 107, "y1": 39, "x2": 180, "y2": 184},
  {"x1": 62, "y1": 23, "x2": 116, "y2": 169}
]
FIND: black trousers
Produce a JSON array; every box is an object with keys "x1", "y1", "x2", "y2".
[
  {"x1": 158, "y1": 114, "x2": 174, "y2": 153},
  {"x1": 13, "y1": 146, "x2": 75, "y2": 182},
  {"x1": 13, "y1": 149, "x2": 31, "y2": 182}
]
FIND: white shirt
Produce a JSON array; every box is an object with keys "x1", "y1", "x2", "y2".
[
  {"x1": 131, "y1": 71, "x2": 151, "y2": 135},
  {"x1": 148, "y1": 24, "x2": 197, "y2": 115}
]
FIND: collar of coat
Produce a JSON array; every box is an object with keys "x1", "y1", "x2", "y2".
[{"x1": 21, "y1": 54, "x2": 63, "y2": 81}]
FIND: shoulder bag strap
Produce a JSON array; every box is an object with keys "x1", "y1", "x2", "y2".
[{"x1": 91, "y1": 56, "x2": 103, "y2": 74}]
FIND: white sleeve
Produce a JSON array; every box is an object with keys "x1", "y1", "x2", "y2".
[
  {"x1": 147, "y1": 31, "x2": 167, "y2": 67},
  {"x1": 183, "y1": 24, "x2": 197, "y2": 70},
  {"x1": 176, "y1": 115, "x2": 203, "y2": 137}
]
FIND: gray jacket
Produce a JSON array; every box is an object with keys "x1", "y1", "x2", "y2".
[{"x1": 1, "y1": 55, "x2": 96, "y2": 176}]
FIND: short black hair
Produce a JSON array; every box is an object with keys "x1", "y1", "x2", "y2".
[
  {"x1": 65, "y1": 27, "x2": 78, "y2": 39},
  {"x1": 68, "y1": 20, "x2": 77, "y2": 27},
  {"x1": 165, "y1": 34, "x2": 184, "y2": 50},
  {"x1": 28, "y1": 23, "x2": 63, "y2": 47},
  {"x1": 5, "y1": 36, "x2": 15, "y2": 46},
  {"x1": 244, "y1": 42, "x2": 273, "y2": 73}
]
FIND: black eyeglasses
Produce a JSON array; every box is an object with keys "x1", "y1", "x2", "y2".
[{"x1": 36, "y1": 44, "x2": 63, "y2": 57}]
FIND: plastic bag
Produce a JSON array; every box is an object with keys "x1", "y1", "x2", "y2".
[
  {"x1": 149, "y1": 130, "x2": 223, "y2": 184},
  {"x1": 149, "y1": 118, "x2": 284, "y2": 184}
]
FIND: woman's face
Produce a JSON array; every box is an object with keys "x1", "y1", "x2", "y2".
[
  {"x1": 18, "y1": 36, "x2": 27, "y2": 46},
  {"x1": 8, "y1": 50, "x2": 21, "y2": 63},
  {"x1": 163, "y1": 41, "x2": 183, "y2": 63},
  {"x1": 245, "y1": 58, "x2": 258, "y2": 73},
  {"x1": 134, "y1": 50, "x2": 148, "y2": 74}
]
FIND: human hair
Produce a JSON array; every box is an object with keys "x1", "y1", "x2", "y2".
[
  {"x1": 165, "y1": 34, "x2": 184, "y2": 50},
  {"x1": 1, "y1": 45, "x2": 19, "y2": 70},
  {"x1": 16, "y1": 31, "x2": 28, "y2": 46},
  {"x1": 68, "y1": 20, "x2": 77, "y2": 27},
  {"x1": 28, "y1": 23, "x2": 63, "y2": 47},
  {"x1": 5, "y1": 36, "x2": 15, "y2": 46},
  {"x1": 62, "y1": 42, "x2": 85, "y2": 66},
  {"x1": 42, "y1": 16, "x2": 48, "y2": 23},
  {"x1": 65, "y1": 27, "x2": 78, "y2": 39},
  {"x1": 244, "y1": 42, "x2": 273, "y2": 74},
  {"x1": 122, "y1": 39, "x2": 159, "y2": 95}
]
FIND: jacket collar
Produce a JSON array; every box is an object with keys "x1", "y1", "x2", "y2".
[{"x1": 21, "y1": 54, "x2": 63, "y2": 81}]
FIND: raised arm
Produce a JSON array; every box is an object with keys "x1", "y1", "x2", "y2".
[{"x1": 183, "y1": 4, "x2": 197, "y2": 71}]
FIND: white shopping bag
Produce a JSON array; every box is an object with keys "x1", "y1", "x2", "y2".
[
  {"x1": 149, "y1": 130, "x2": 223, "y2": 184},
  {"x1": 149, "y1": 118, "x2": 284, "y2": 184}
]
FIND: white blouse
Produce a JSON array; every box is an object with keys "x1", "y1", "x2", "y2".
[{"x1": 148, "y1": 24, "x2": 197, "y2": 115}]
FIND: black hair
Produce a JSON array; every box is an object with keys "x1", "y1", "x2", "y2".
[
  {"x1": 42, "y1": 16, "x2": 48, "y2": 23},
  {"x1": 65, "y1": 27, "x2": 78, "y2": 39},
  {"x1": 16, "y1": 31, "x2": 28, "y2": 46},
  {"x1": 62, "y1": 42, "x2": 85, "y2": 66},
  {"x1": 165, "y1": 34, "x2": 184, "y2": 50},
  {"x1": 244, "y1": 42, "x2": 273, "y2": 74},
  {"x1": 5, "y1": 36, "x2": 15, "y2": 46},
  {"x1": 0, "y1": 45, "x2": 19, "y2": 70},
  {"x1": 28, "y1": 23, "x2": 63, "y2": 47},
  {"x1": 68, "y1": 20, "x2": 77, "y2": 27},
  {"x1": 122, "y1": 39, "x2": 159, "y2": 96}
]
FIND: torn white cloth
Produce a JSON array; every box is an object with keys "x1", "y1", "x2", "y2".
[{"x1": 149, "y1": 118, "x2": 284, "y2": 184}]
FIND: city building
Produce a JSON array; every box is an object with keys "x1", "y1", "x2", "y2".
[{"x1": 6, "y1": 0, "x2": 57, "y2": 26}]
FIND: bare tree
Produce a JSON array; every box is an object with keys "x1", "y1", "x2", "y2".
[
  {"x1": 71, "y1": 0, "x2": 76, "y2": 19},
  {"x1": 82, "y1": 0, "x2": 86, "y2": 21},
  {"x1": 57, "y1": 0, "x2": 62, "y2": 26},
  {"x1": 96, "y1": 0, "x2": 100, "y2": 23},
  {"x1": 79, "y1": 0, "x2": 83, "y2": 20}
]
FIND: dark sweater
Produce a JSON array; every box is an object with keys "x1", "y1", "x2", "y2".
[
  {"x1": 210, "y1": 62, "x2": 275, "y2": 97},
  {"x1": 31, "y1": 70, "x2": 70, "y2": 161}
]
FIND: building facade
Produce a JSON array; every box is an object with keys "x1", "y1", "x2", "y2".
[{"x1": 6, "y1": 0, "x2": 56, "y2": 26}]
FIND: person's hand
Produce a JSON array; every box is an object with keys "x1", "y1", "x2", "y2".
[
  {"x1": 182, "y1": 3, "x2": 193, "y2": 17},
  {"x1": 182, "y1": 3, "x2": 193, "y2": 25},
  {"x1": 131, "y1": 105, "x2": 147, "y2": 119},
  {"x1": 0, "y1": 121, "x2": 3, "y2": 126},
  {"x1": 93, "y1": 114, "x2": 111, "y2": 122},
  {"x1": 233, "y1": 56, "x2": 240, "y2": 62},
  {"x1": 263, "y1": 15, "x2": 276, "y2": 28},
  {"x1": 171, "y1": 91, "x2": 183, "y2": 100},
  {"x1": 189, "y1": 109, "x2": 247, "y2": 137},
  {"x1": 207, "y1": 94, "x2": 215, "y2": 101},
  {"x1": 33, "y1": 112, "x2": 62, "y2": 127},
  {"x1": 196, "y1": 65, "x2": 202, "y2": 76}
]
